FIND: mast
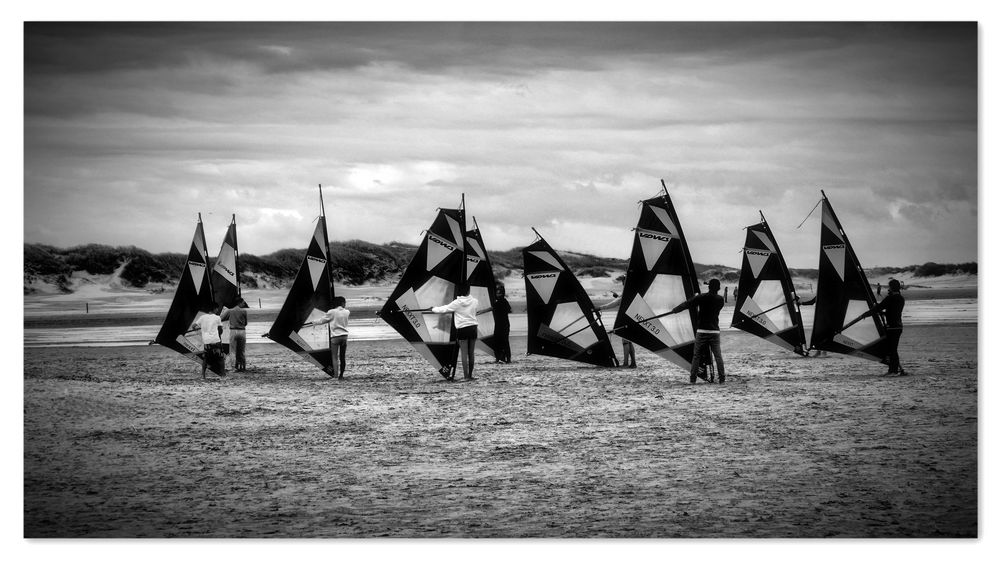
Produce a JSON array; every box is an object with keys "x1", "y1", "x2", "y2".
[
  {"x1": 319, "y1": 184, "x2": 335, "y2": 304},
  {"x1": 232, "y1": 213, "x2": 241, "y2": 299},
  {"x1": 198, "y1": 212, "x2": 216, "y2": 302}
]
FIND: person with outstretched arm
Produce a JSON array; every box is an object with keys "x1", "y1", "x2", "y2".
[
  {"x1": 304, "y1": 296, "x2": 351, "y2": 380},
  {"x1": 860, "y1": 278, "x2": 906, "y2": 376},
  {"x1": 669, "y1": 279, "x2": 726, "y2": 384},
  {"x1": 433, "y1": 287, "x2": 492, "y2": 381},
  {"x1": 191, "y1": 305, "x2": 225, "y2": 378}
]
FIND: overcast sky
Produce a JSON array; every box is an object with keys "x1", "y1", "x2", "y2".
[{"x1": 23, "y1": 22, "x2": 977, "y2": 269}]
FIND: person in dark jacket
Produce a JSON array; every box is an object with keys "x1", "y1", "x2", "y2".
[
  {"x1": 670, "y1": 279, "x2": 727, "y2": 384},
  {"x1": 492, "y1": 283, "x2": 513, "y2": 363},
  {"x1": 861, "y1": 278, "x2": 906, "y2": 375}
]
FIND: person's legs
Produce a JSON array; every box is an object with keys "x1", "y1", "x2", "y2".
[
  {"x1": 232, "y1": 331, "x2": 246, "y2": 371},
  {"x1": 885, "y1": 329, "x2": 902, "y2": 373},
  {"x1": 467, "y1": 337, "x2": 477, "y2": 378},
  {"x1": 202, "y1": 349, "x2": 209, "y2": 378},
  {"x1": 689, "y1": 335, "x2": 704, "y2": 383},
  {"x1": 710, "y1": 333, "x2": 725, "y2": 383},
  {"x1": 339, "y1": 338, "x2": 347, "y2": 377},
  {"x1": 458, "y1": 339, "x2": 471, "y2": 379}
]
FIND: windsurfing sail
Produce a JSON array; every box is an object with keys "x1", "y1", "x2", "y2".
[
  {"x1": 612, "y1": 184, "x2": 700, "y2": 371},
  {"x1": 265, "y1": 188, "x2": 337, "y2": 374},
  {"x1": 153, "y1": 214, "x2": 221, "y2": 374},
  {"x1": 211, "y1": 214, "x2": 241, "y2": 353},
  {"x1": 522, "y1": 229, "x2": 618, "y2": 368},
  {"x1": 731, "y1": 211, "x2": 808, "y2": 355},
  {"x1": 211, "y1": 214, "x2": 241, "y2": 308},
  {"x1": 378, "y1": 204, "x2": 467, "y2": 372},
  {"x1": 808, "y1": 191, "x2": 889, "y2": 362},
  {"x1": 465, "y1": 217, "x2": 500, "y2": 358}
]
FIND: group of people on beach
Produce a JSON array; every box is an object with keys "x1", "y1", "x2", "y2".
[{"x1": 191, "y1": 277, "x2": 907, "y2": 382}]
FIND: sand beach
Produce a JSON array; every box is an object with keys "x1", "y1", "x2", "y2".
[{"x1": 22, "y1": 274, "x2": 978, "y2": 538}]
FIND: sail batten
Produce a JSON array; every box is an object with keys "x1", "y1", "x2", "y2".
[
  {"x1": 266, "y1": 190, "x2": 337, "y2": 374},
  {"x1": 523, "y1": 231, "x2": 618, "y2": 368},
  {"x1": 808, "y1": 193, "x2": 889, "y2": 362},
  {"x1": 731, "y1": 212, "x2": 808, "y2": 355},
  {"x1": 612, "y1": 187, "x2": 699, "y2": 371}
]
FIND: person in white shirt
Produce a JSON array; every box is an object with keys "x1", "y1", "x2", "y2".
[
  {"x1": 191, "y1": 305, "x2": 225, "y2": 378},
  {"x1": 305, "y1": 296, "x2": 350, "y2": 379},
  {"x1": 432, "y1": 287, "x2": 491, "y2": 381}
]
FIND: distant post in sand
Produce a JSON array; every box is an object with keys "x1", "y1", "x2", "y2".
[{"x1": 258, "y1": 298, "x2": 262, "y2": 309}]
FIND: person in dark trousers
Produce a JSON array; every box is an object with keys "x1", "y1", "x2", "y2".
[
  {"x1": 307, "y1": 295, "x2": 351, "y2": 379},
  {"x1": 597, "y1": 292, "x2": 636, "y2": 368},
  {"x1": 221, "y1": 299, "x2": 249, "y2": 372},
  {"x1": 670, "y1": 279, "x2": 727, "y2": 384},
  {"x1": 723, "y1": 286, "x2": 729, "y2": 303},
  {"x1": 433, "y1": 287, "x2": 492, "y2": 380},
  {"x1": 876, "y1": 282, "x2": 882, "y2": 296},
  {"x1": 861, "y1": 278, "x2": 906, "y2": 375},
  {"x1": 492, "y1": 282, "x2": 513, "y2": 363}
]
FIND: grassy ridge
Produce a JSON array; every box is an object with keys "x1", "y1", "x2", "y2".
[{"x1": 23, "y1": 242, "x2": 978, "y2": 294}]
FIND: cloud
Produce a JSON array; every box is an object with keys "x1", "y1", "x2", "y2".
[{"x1": 23, "y1": 22, "x2": 977, "y2": 268}]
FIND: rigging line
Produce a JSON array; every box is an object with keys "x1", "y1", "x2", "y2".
[{"x1": 796, "y1": 198, "x2": 823, "y2": 229}]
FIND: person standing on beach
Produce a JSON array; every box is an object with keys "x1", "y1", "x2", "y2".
[
  {"x1": 670, "y1": 279, "x2": 726, "y2": 384},
  {"x1": 860, "y1": 278, "x2": 906, "y2": 375},
  {"x1": 221, "y1": 299, "x2": 249, "y2": 372},
  {"x1": 306, "y1": 296, "x2": 351, "y2": 379},
  {"x1": 192, "y1": 305, "x2": 225, "y2": 378},
  {"x1": 599, "y1": 291, "x2": 636, "y2": 368},
  {"x1": 876, "y1": 282, "x2": 882, "y2": 296},
  {"x1": 433, "y1": 287, "x2": 491, "y2": 381},
  {"x1": 493, "y1": 282, "x2": 513, "y2": 364},
  {"x1": 724, "y1": 286, "x2": 729, "y2": 303}
]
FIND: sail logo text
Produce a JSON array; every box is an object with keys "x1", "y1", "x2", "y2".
[
  {"x1": 822, "y1": 244, "x2": 845, "y2": 250},
  {"x1": 746, "y1": 250, "x2": 771, "y2": 257},
  {"x1": 631, "y1": 313, "x2": 660, "y2": 335},
  {"x1": 187, "y1": 260, "x2": 205, "y2": 268},
  {"x1": 402, "y1": 306, "x2": 422, "y2": 328},
  {"x1": 529, "y1": 273, "x2": 557, "y2": 279},
  {"x1": 638, "y1": 232, "x2": 671, "y2": 242},
  {"x1": 216, "y1": 263, "x2": 235, "y2": 276},
  {"x1": 428, "y1": 234, "x2": 455, "y2": 252},
  {"x1": 306, "y1": 255, "x2": 327, "y2": 265}
]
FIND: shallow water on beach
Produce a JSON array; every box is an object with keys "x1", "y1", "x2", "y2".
[{"x1": 23, "y1": 298, "x2": 977, "y2": 348}]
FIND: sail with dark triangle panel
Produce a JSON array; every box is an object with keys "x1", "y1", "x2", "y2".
[
  {"x1": 465, "y1": 218, "x2": 500, "y2": 358},
  {"x1": 153, "y1": 214, "x2": 222, "y2": 374},
  {"x1": 265, "y1": 193, "x2": 337, "y2": 375},
  {"x1": 731, "y1": 212, "x2": 808, "y2": 355},
  {"x1": 522, "y1": 230, "x2": 618, "y2": 368},
  {"x1": 809, "y1": 191, "x2": 889, "y2": 362},
  {"x1": 611, "y1": 187, "x2": 699, "y2": 372},
  {"x1": 211, "y1": 215, "x2": 241, "y2": 354},
  {"x1": 378, "y1": 206, "x2": 467, "y2": 372},
  {"x1": 211, "y1": 215, "x2": 241, "y2": 308}
]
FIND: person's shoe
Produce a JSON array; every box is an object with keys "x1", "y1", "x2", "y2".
[
  {"x1": 465, "y1": 376, "x2": 475, "y2": 381},
  {"x1": 629, "y1": 364, "x2": 637, "y2": 369},
  {"x1": 718, "y1": 376, "x2": 725, "y2": 384},
  {"x1": 899, "y1": 369, "x2": 908, "y2": 376}
]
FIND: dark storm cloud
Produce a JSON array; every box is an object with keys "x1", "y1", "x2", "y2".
[{"x1": 23, "y1": 22, "x2": 977, "y2": 267}]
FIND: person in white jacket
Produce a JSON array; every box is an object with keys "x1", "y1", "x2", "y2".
[{"x1": 433, "y1": 286, "x2": 492, "y2": 380}]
